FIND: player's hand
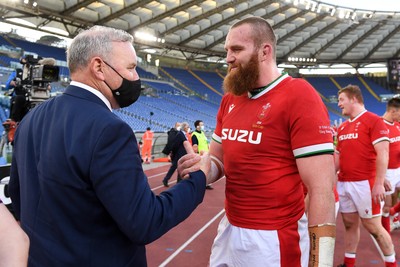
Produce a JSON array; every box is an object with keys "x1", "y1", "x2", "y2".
[
  {"x1": 371, "y1": 183, "x2": 385, "y2": 204},
  {"x1": 384, "y1": 178, "x2": 392, "y2": 192},
  {"x1": 178, "y1": 141, "x2": 210, "y2": 179}
]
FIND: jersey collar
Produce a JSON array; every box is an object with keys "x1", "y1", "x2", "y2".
[
  {"x1": 383, "y1": 118, "x2": 394, "y2": 126},
  {"x1": 349, "y1": 109, "x2": 367, "y2": 122},
  {"x1": 248, "y1": 72, "x2": 289, "y2": 99}
]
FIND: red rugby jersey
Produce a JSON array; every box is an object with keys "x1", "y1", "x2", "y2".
[
  {"x1": 213, "y1": 73, "x2": 334, "y2": 230},
  {"x1": 383, "y1": 119, "x2": 400, "y2": 169},
  {"x1": 336, "y1": 111, "x2": 389, "y2": 182}
]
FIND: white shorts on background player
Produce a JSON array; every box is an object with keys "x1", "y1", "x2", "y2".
[
  {"x1": 209, "y1": 214, "x2": 309, "y2": 267},
  {"x1": 337, "y1": 180, "x2": 383, "y2": 218},
  {"x1": 385, "y1": 167, "x2": 400, "y2": 195}
]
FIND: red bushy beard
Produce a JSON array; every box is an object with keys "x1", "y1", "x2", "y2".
[{"x1": 223, "y1": 53, "x2": 260, "y2": 96}]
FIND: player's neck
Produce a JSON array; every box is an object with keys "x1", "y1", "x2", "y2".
[
  {"x1": 350, "y1": 106, "x2": 366, "y2": 120},
  {"x1": 255, "y1": 66, "x2": 281, "y2": 88},
  {"x1": 250, "y1": 72, "x2": 287, "y2": 96},
  {"x1": 382, "y1": 113, "x2": 394, "y2": 123}
]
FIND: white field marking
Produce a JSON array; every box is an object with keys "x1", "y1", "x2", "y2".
[
  {"x1": 158, "y1": 209, "x2": 226, "y2": 267},
  {"x1": 369, "y1": 234, "x2": 384, "y2": 261},
  {"x1": 147, "y1": 171, "x2": 168, "y2": 180},
  {"x1": 151, "y1": 180, "x2": 177, "y2": 191},
  {"x1": 150, "y1": 174, "x2": 226, "y2": 191}
]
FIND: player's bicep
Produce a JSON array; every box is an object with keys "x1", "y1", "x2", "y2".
[
  {"x1": 296, "y1": 154, "x2": 335, "y2": 193},
  {"x1": 373, "y1": 140, "x2": 389, "y2": 155}
]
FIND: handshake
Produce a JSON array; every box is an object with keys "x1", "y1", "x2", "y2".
[{"x1": 177, "y1": 141, "x2": 220, "y2": 185}]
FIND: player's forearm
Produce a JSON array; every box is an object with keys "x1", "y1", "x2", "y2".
[
  {"x1": 374, "y1": 141, "x2": 389, "y2": 185},
  {"x1": 375, "y1": 158, "x2": 388, "y2": 187},
  {"x1": 307, "y1": 190, "x2": 336, "y2": 225}
]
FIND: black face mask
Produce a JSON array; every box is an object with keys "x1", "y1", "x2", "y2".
[{"x1": 103, "y1": 61, "x2": 141, "y2": 108}]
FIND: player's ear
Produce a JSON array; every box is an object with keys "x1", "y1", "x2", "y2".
[{"x1": 260, "y1": 42, "x2": 272, "y2": 61}]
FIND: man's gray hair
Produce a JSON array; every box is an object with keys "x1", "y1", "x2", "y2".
[
  {"x1": 181, "y1": 121, "x2": 189, "y2": 130},
  {"x1": 67, "y1": 25, "x2": 133, "y2": 73}
]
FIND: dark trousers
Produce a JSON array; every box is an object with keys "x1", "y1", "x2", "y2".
[
  {"x1": 162, "y1": 157, "x2": 182, "y2": 183},
  {"x1": 10, "y1": 95, "x2": 28, "y2": 122}
]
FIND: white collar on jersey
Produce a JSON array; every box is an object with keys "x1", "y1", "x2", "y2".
[
  {"x1": 383, "y1": 118, "x2": 395, "y2": 126},
  {"x1": 248, "y1": 72, "x2": 289, "y2": 99},
  {"x1": 349, "y1": 109, "x2": 367, "y2": 122}
]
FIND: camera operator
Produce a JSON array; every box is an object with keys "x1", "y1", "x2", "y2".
[
  {"x1": 5, "y1": 70, "x2": 17, "y2": 91},
  {"x1": 8, "y1": 56, "x2": 57, "y2": 123},
  {"x1": 7, "y1": 64, "x2": 26, "y2": 123}
]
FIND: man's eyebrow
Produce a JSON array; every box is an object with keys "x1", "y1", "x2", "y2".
[{"x1": 227, "y1": 44, "x2": 244, "y2": 50}]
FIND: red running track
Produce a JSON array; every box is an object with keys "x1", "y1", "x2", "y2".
[{"x1": 144, "y1": 164, "x2": 400, "y2": 267}]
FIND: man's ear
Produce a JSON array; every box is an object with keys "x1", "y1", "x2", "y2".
[
  {"x1": 261, "y1": 43, "x2": 272, "y2": 61},
  {"x1": 91, "y1": 57, "x2": 105, "y2": 80}
]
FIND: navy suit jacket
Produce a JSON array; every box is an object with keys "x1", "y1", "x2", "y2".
[
  {"x1": 170, "y1": 130, "x2": 188, "y2": 162},
  {"x1": 9, "y1": 85, "x2": 206, "y2": 267}
]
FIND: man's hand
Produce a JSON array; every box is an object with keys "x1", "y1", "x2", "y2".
[
  {"x1": 372, "y1": 183, "x2": 386, "y2": 204},
  {"x1": 384, "y1": 178, "x2": 392, "y2": 192},
  {"x1": 178, "y1": 141, "x2": 210, "y2": 179}
]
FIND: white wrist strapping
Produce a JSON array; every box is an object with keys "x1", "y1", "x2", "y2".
[
  {"x1": 308, "y1": 223, "x2": 336, "y2": 267},
  {"x1": 210, "y1": 155, "x2": 224, "y2": 183}
]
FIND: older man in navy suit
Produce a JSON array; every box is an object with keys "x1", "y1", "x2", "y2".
[{"x1": 9, "y1": 25, "x2": 210, "y2": 267}]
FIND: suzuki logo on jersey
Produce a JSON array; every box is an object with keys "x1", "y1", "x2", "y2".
[
  {"x1": 338, "y1": 133, "x2": 359, "y2": 141},
  {"x1": 221, "y1": 128, "x2": 262, "y2": 144},
  {"x1": 390, "y1": 136, "x2": 400, "y2": 143}
]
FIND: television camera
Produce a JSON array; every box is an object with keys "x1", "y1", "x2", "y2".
[
  {"x1": 15, "y1": 55, "x2": 60, "y2": 109},
  {"x1": 0, "y1": 55, "x2": 60, "y2": 157}
]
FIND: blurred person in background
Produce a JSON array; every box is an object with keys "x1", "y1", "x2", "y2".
[
  {"x1": 141, "y1": 127, "x2": 153, "y2": 164},
  {"x1": 192, "y1": 120, "x2": 213, "y2": 190},
  {"x1": 0, "y1": 199, "x2": 29, "y2": 267},
  {"x1": 335, "y1": 85, "x2": 396, "y2": 267},
  {"x1": 162, "y1": 122, "x2": 191, "y2": 187},
  {"x1": 380, "y1": 96, "x2": 400, "y2": 233}
]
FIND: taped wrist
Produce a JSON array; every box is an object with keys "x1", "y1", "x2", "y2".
[
  {"x1": 309, "y1": 223, "x2": 336, "y2": 267},
  {"x1": 210, "y1": 155, "x2": 224, "y2": 183}
]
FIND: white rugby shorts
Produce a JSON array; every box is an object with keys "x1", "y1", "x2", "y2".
[
  {"x1": 337, "y1": 180, "x2": 383, "y2": 218},
  {"x1": 209, "y1": 213, "x2": 309, "y2": 267},
  {"x1": 385, "y1": 167, "x2": 400, "y2": 195}
]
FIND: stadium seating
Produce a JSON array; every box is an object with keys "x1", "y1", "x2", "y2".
[
  {"x1": 0, "y1": 35, "x2": 397, "y2": 132},
  {"x1": 137, "y1": 67, "x2": 159, "y2": 80},
  {"x1": 160, "y1": 67, "x2": 223, "y2": 104},
  {"x1": 7, "y1": 37, "x2": 66, "y2": 61}
]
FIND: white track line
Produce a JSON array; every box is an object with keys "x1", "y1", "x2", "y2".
[
  {"x1": 151, "y1": 181, "x2": 177, "y2": 191},
  {"x1": 158, "y1": 209, "x2": 225, "y2": 267},
  {"x1": 369, "y1": 234, "x2": 385, "y2": 261},
  {"x1": 147, "y1": 171, "x2": 167, "y2": 180}
]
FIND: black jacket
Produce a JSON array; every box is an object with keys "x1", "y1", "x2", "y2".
[{"x1": 162, "y1": 127, "x2": 178, "y2": 155}]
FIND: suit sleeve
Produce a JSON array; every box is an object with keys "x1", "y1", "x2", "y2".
[{"x1": 90, "y1": 121, "x2": 206, "y2": 244}]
